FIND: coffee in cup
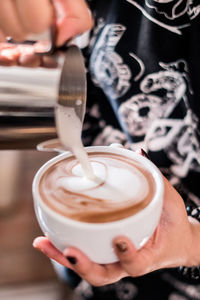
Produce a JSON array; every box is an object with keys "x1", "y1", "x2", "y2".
[
  {"x1": 33, "y1": 145, "x2": 164, "y2": 264},
  {"x1": 39, "y1": 152, "x2": 155, "y2": 223}
]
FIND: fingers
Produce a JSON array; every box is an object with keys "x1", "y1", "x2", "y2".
[
  {"x1": 0, "y1": 0, "x2": 52, "y2": 41},
  {"x1": 0, "y1": 43, "x2": 59, "y2": 68},
  {"x1": 17, "y1": 44, "x2": 41, "y2": 67},
  {"x1": 33, "y1": 236, "x2": 127, "y2": 287},
  {"x1": 18, "y1": 52, "x2": 41, "y2": 68},
  {"x1": 42, "y1": 56, "x2": 58, "y2": 68},
  {"x1": 54, "y1": 0, "x2": 93, "y2": 46},
  {"x1": 0, "y1": 44, "x2": 39, "y2": 67},
  {"x1": 113, "y1": 236, "x2": 155, "y2": 277},
  {"x1": 33, "y1": 237, "x2": 71, "y2": 268},
  {"x1": 0, "y1": 30, "x2": 6, "y2": 42},
  {"x1": 0, "y1": 45, "x2": 20, "y2": 66},
  {"x1": 63, "y1": 247, "x2": 126, "y2": 286},
  {"x1": 16, "y1": 0, "x2": 52, "y2": 34},
  {"x1": 0, "y1": 0, "x2": 93, "y2": 46},
  {"x1": 0, "y1": 0, "x2": 25, "y2": 41},
  {"x1": 33, "y1": 235, "x2": 155, "y2": 284}
]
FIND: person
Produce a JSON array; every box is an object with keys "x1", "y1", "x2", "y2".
[{"x1": 1, "y1": 1, "x2": 200, "y2": 299}]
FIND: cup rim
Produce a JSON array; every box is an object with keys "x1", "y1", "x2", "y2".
[{"x1": 32, "y1": 146, "x2": 164, "y2": 229}]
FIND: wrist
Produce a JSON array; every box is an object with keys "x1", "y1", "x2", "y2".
[{"x1": 178, "y1": 205, "x2": 200, "y2": 280}]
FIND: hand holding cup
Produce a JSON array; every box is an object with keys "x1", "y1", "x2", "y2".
[{"x1": 33, "y1": 147, "x2": 200, "y2": 286}]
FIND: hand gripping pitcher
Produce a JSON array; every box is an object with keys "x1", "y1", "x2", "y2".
[{"x1": 0, "y1": 27, "x2": 87, "y2": 150}]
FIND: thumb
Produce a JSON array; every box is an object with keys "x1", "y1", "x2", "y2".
[
  {"x1": 53, "y1": 0, "x2": 93, "y2": 46},
  {"x1": 113, "y1": 236, "x2": 155, "y2": 277}
]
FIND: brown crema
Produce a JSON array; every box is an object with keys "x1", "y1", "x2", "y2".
[{"x1": 39, "y1": 152, "x2": 156, "y2": 223}]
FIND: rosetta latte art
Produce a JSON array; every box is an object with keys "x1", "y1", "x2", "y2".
[{"x1": 39, "y1": 152, "x2": 155, "y2": 223}]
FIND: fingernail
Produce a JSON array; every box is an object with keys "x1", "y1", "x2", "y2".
[
  {"x1": 32, "y1": 237, "x2": 46, "y2": 249},
  {"x1": 141, "y1": 148, "x2": 150, "y2": 160},
  {"x1": 66, "y1": 256, "x2": 77, "y2": 265},
  {"x1": 115, "y1": 241, "x2": 128, "y2": 253}
]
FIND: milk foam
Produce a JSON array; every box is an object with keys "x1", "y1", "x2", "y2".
[
  {"x1": 56, "y1": 157, "x2": 149, "y2": 204},
  {"x1": 40, "y1": 153, "x2": 155, "y2": 223}
]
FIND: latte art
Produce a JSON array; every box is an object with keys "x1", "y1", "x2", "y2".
[{"x1": 39, "y1": 152, "x2": 155, "y2": 223}]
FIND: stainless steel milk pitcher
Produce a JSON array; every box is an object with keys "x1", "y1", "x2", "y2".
[{"x1": 0, "y1": 30, "x2": 86, "y2": 149}]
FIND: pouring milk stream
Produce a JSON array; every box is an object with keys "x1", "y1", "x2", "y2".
[
  {"x1": 55, "y1": 44, "x2": 97, "y2": 181},
  {"x1": 56, "y1": 104, "x2": 96, "y2": 181}
]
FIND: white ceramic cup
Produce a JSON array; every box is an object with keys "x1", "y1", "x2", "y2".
[{"x1": 32, "y1": 145, "x2": 164, "y2": 264}]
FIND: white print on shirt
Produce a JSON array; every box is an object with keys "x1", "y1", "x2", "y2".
[
  {"x1": 162, "y1": 273, "x2": 200, "y2": 300},
  {"x1": 188, "y1": 1, "x2": 200, "y2": 20},
  {"x1": 92, "y1": 125, "x2": 128, "y2": 146},
  {"x1": 115, "y1": 281, "x2": 138, "y2": 299},
  {"x1": 119, "y1": 59, "x2": 200, "y2": 178},
  {"x1": 145, "y1": 115, "x2": 200, "y2": 177},
  {"x1": 146, "y1": 0, "x2": 189, "y2": 20},
  {"x1": 76, "y1": 281, "x2": 94, "y2": 298},
  {"x1": 89, "y1": 24, "x2": 132, "y2": 99},
  {"x1": 119, "y1": 93, "x2": 164, "y2": 136},
  {"x1": 129, "y1": 52, "x2": 145, "y2": 81},
  {"x1": 79, "y1": 280, "x2": 138, "y2": 300},
  {"x1": 89, "y1": 18, "x2": 106, "y2": 50},
  {"x1": 169, "y1": 294, "x2": 188, "y2": 300},
  {"x1": 76, "y1": 18, "x2": 106, "y2": 50},
  {"x1": 126, "y1": 0, "x2": 200, "y2": 35},
  {"x1": 119, "y1": 60, "x2": 188, "y2": 137}
]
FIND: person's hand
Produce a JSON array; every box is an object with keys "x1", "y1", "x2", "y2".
[
  {"x1": 0, "y1": 0, "x2": 93, "y2": 67},
  {"x1": 0, "y1": 42, "x2": 57, "y2": 67},
  {"x1": 33, "y1": 153, "x2": 200, "y2": 286},
  {"x1": 0, "y1": 0, "x2": 93, "y2": 45}
]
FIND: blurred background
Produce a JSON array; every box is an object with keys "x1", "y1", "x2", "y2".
[{"x1": 0, "y1": 150, "x2": 78, "y2": 300}]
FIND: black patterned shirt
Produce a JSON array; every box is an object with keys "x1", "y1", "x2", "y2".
[{"x1": 76, "y1": 1, "x2": 200, "y2": 299}]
